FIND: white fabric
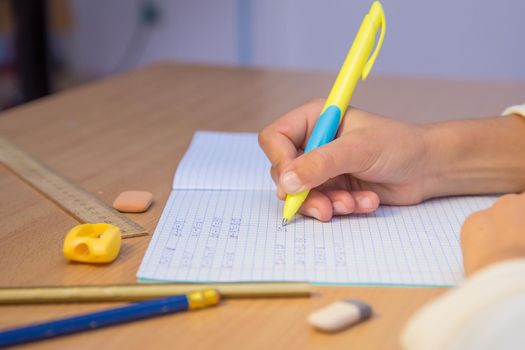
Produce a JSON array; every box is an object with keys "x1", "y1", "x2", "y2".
[
  {"x1": 502, "y1": 103, "x2": 525, "y2": 118},
  {"x1": 401, "y1": 259, "x2": 525, "y2": 350}
]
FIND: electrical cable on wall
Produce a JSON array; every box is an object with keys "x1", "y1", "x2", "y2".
[{"x1": 109, "y1": 0, "x2": 160, "y2": 74}]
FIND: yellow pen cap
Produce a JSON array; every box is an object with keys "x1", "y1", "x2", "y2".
[
  {"x1": 362, "y1": 1, "x2": 386, "y2": 80},
  {"x1": 324, "y1": 1, "x2": 386, "y2": 115}
]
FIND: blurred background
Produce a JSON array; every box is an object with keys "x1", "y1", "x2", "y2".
[{"x1": 1, "y1": 0, "x2": 524, "y2": 111}]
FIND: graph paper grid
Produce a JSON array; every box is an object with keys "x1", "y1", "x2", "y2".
[{"x1": 137, "y1": 131, "x2": 498, "y2": 286}]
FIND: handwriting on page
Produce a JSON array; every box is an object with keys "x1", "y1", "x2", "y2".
[{"x1": 138, "y1": 131, "x2": 498, "y2": 286}]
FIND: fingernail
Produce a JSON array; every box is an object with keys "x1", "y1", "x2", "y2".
[
  {"x1": 306, "y1": 208, "x2": 321, "y2": 220},
  {"x1": 280, "y1": 171, "x2": 303, "y2": 193},
  {"x1": 333, "y1": 201, "x2": 347, "y2": 214},
  {"x1": 357, "y1": 196, "x2": 372, "y2": 209}
]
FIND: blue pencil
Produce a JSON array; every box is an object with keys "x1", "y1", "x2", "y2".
[{"x1": 0, "y1": 289, "x2": 219, "y2": 348}]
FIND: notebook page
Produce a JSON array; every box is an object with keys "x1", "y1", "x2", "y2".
[
  {"x1": 172, "y1": 131, "x2": 275, "y2": 190},
  {"x1": 137, "y1": 190, "x2": 498, "y2": 286}
]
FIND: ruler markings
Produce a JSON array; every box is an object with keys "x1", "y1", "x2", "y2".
[{"x1": 0, "y1": 136, "x2": 147, "y2": 238}]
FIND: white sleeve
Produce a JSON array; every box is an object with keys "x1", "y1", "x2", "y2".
[
  {"x1": 401, "y1": 259, "x2": 525, "y2": 350},
  {"x1": 502, "y1": 103, "x2": 525, "y2": 118}
]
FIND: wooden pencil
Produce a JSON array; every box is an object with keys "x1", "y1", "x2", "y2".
[{"x1": 0, "y1": 282, "x2": 311, "y2": 304}]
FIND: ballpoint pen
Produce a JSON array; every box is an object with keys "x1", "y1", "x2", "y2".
[
  {"x1": 282, "y1": 1, "x2": 386, "y2": 225},
  {"x1": 0, "y1": 289, "x2": 220, "y2": 348}
]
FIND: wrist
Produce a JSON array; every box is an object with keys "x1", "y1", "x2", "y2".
[
  {"x1": 420, "y1": 121, "x2": 462, "y2": 199},
  {"x1": 421, "y1": 116, "x2": 525, "y2": 199}
]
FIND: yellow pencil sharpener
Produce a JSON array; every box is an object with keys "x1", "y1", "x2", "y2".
[{"x1": 63, "y1": 223, "x2": 122, "y2": 263}]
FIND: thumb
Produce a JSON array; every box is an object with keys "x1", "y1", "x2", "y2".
[{"x1": 278, "y1": 132, "x2": 375, "y2": 194}]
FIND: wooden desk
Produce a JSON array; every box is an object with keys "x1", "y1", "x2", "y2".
[{"x1": 1, "y1": 63, "x2": 524, "y2": 349}]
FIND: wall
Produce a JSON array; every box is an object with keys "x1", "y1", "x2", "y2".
[{"x1": 66, "y1": 0, "x2": 525, "y2": 81}]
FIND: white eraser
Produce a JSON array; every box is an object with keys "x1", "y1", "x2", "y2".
[{"x1": 308, "y1": 299, "x2": 372, "y2": 333}]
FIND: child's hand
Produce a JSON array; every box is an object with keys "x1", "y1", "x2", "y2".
[
  {"x1": 461, "y1": 193, "x2": 525, "y2": 276},
  {"x1": 258, "y1": 99, "x2": 434, "y2": 221}
]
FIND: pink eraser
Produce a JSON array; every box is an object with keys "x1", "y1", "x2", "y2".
[{"x1": 112, "y1": 191, "x2": 153, "y2": 213}]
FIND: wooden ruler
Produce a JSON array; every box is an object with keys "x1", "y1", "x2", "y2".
[{"x1": 0, "y1": 136, "x2": 147, "y2": 238}]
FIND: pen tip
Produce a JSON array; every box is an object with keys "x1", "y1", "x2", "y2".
[{"x1": 282, "y1": 218, "x2": 288, "y2": 226}]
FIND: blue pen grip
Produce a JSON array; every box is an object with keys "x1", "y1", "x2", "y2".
[
  {"x1": 304, "y1": 105, "x2": 342, "y2": 153},
  {"x1": 0, "y1": 295, "x2": 189, "y2": 348}
]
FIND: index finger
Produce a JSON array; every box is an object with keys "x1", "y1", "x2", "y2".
[{"x1": 258, "y1": 99, "x2": 324, "y2": 176}]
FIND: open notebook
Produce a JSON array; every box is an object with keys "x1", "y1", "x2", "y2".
[{"x1": 137, "y1": 131, "x2": 497, "y2": 286}]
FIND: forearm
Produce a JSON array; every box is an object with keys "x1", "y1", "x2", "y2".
[{"x1": 423, "y1": 114, "x2": 525, "y2": 199}]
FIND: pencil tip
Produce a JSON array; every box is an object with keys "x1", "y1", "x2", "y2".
[{"x1": 282, "y1": 218, "x2": 288, "y2": 226}]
